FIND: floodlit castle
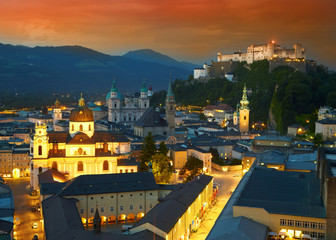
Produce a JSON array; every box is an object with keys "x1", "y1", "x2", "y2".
[
  {"x1": 30, "y1": 95, "x2": 136, "y2": 190},
  {"x1": 106, "y1": 80, "x2": 150, "y2": 125},
  {"x1": 217, "y1": 41, "x2": 306, "y2": 64}
]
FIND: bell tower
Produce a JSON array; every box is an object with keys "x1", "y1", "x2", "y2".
[
  {"x1": 107, "y1": 80, "x2": 121, "y2": 123},
  {"x1": 239, "y1": 84, "x2": 250, "y2": 133},
  {"x1": 165, "y1": 77, "x2": 175, "y2": 136},
  {"x1": 139, "y1": 80, "x2": 150, "y2": 109},
  {"x1": 33, "y1": 123, "x2": 49, "y2": 159}
]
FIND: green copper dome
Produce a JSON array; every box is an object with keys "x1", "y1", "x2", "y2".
[
  {"x1": 111, "y1": 80, "x2": 118, "y2": 93},
  {"x1": 140, "y1": 80, "x2": 148, "y2": 93}
]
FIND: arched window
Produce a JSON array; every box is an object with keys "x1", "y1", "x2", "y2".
[
  {"x1": 78, "y1": 161, "x2": 83, "y2": 172},
  {"x1": 171, "y1": 106, "x2": 173, "y2": 111},
  {"x1": 103, "y1": 160, "x2": 109, "y2": 171},
  {"x1": 38, "y1": 146, "x2": 42, "y2": 156},
  {"x1": 89, "y1": 124, "x2": 91, "y2": 131},
  {"x1": 79, "y1": 124, "x2": 83, "y2": 131},
  {"x1": 244, "y1": 116, "x2": 246, "y2": 120},
  {"x1": 52, "y1": 161, "x2": 58, "y2": 170},
  {"x1": 144, "y1": 103, "x2": 146, "y2": 108},
  {"x1": 71, "y1": 124, "x2": 74, "y2": 131}
]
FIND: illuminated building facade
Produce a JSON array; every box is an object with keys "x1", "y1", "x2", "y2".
[
  {"x1": 239, "y1": 84, "x2": 250, "y2": 133},
  {"x1": 30, "y1": 96, "x2": 135, "y2": 190},
  {"x1": 106, "y1": 80, "x2": 149, "y2": 125},
  {"x1": 217, "y1": 41, "x2": 306, "y2": 64}
]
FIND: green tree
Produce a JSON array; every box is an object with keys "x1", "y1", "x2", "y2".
[
  {"x1": 152, "y1": 153, "x2": 173, "y2": 183},
  {"x1": 313, "y1": 133, "x2": 323, "y2": 147},
  {"x1": 181, "y1": 156, "x2": 203, "y2": 182},
  {"x1": 139, "y1": 132, "x2": 156, "y2": 172},
  {"x1": 199, "y1": 113, "x2": 207, "y2": 121},
  {"x1": 327, "y1": 91, "x2": 336, "y2": 108},
  {"x1": 158, "y1": 141, "x2": 168, "y2": 155}
]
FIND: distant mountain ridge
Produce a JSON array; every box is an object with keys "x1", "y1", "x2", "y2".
[
  {"x1": 123, "y1": 49, "x2": 200, "y2": 71},
  {"x1": 0, "y1": 43, "x2": 198, "y2": 93}
]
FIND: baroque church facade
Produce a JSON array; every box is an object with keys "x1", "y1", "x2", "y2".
[
  {"x1": 106, "y1": 80, "x2": 150, "y2": 125},
  {"x1": 134, "y1": 79, "x2": 175, "y2": 138},
  {"x1": 30, "y1": 96, "x2": 136, "y2": 190}
]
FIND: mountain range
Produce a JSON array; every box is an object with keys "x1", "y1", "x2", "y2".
[{"x1": 0, "y1": 43, "x2": 199, "y2": 93}]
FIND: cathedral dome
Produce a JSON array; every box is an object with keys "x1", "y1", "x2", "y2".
[{"x1": 70, "y1": 95, "x2": 94, "y2": 122}]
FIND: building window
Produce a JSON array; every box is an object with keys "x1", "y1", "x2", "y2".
[
  {"x1": 110, "y1": 206, "x2": 114, "y2": 212},
  {"x1": 318, "y1": 223, "x2": 325, "y2": 230},
  {"x1": 103, "y1": 160, "x2": 109, "y2": 171},
  {"x1": 280, "y1": 219, "x2": 287, "y2": 226},
  {"x1": 303, "y1": 221, "x2": 310, "y2": 228},
  {"x1": 140, "y1": 193, "x2": 142, "y2": 196},
  {"x1": 52, "y1": 161, "x2": 57, "y2": 170},
  {"x1": 89, "y1": 124, "x2": 91, "y2": 131},
  {"x1": 101, "y1": 207, "x2": 104, "y2": 213},
  {"x1": 125, "y1": 169, "x2": 128, "y2": 173},
  {"x1": 139, "y1": 204, "x2": 143, "y2": 210},
  {"x1": 78, "y1": 161, "x2": 83, "y2": 171},
  {"x1": 130, "y1": 205, "x2": 133, "y2": 210},
  {"x1": 149, "y1": 203, "x2": 153, "y2": 209},
  {"x1": 318, "y1": 233, "x2": 325, "y2": 239},
  {"x1": 114, "y1": 103, "x2": 117, "y2": 108},
  {"x1": 38, "y1": 146, "x2": 42, "y2": 156},
  {"x1": 149, "y1": 193, "x2": 152, "y2": 195},
  {"x1": 79, "y1": 124, "x2": 83, "y2": 131},
  {"x1": 311, "y1": 222, "x2": 318, "y2": 229},
  {"x1": 39, "y1": 167, "x2": 42, "y2": 174},
  {"x1": 120, "y1": 206, "x2": 123, "y2": 211},
  {"x1": 288, "y1": 220, "x2": 294, "y2": 226},
  {"x1": 120, "y1": 195, "x2": 123, "y2": 197},
  {"x1": 71, "y1": 124, "x2": 74, "y2": 131},
  {"x1": 91, "y1": 208, "x2": 94, "y2": 213},
  {"x1": 131, "y1": 169, "x2": 134, "y2": 172},
  {"x1": 80, "y1": 209, "x2": 84, "y2": 214},
  {"x1": 120, "y1": 170, "x2": 122, "y2": 173},
  {"x1": 310, "y1": 232, "x2": 317, "y2": 238},
  {"x1": 295, "y1": 221, "x2": 302, "y2": 227}
]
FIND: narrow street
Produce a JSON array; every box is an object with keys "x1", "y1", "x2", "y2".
[
  {"x1": 190, "y1": 169, "x2": 242, "y2": 240},
  {"x1": 7, "y1": 177, "x2": 45, "y2": 240}
]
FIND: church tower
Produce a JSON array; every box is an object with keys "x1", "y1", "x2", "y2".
[
  {"x1": 33, "y1": 123, "x2": 49, "y2": 159},
  {"x1": 53, "y1": 99, "x2": 62, "y2": 130},
  {"x1": 239, "y1": 84, "x2": 250, "y2": 133},
  {"x1": 165, "y1": 78, "x2": 175, "y2": 136},
  {"x1": 139, "y1": 80, "x2": 150, "y2": 109},
  {"x1": 107, "y1": 80, "x2": 121, "y2": 123}
]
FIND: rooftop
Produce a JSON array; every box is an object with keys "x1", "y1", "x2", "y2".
[{"x1": 235, "y1": 168, "x2": 326, "y2": 218}]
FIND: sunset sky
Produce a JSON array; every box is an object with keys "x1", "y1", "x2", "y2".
[{"x1": 0, "y1": 0, "x2": 335, "y2": 68}]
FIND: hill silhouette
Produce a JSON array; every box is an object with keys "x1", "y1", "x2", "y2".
[{"x1": 0, "y1": 43, "x2": 195, "y2": 93}]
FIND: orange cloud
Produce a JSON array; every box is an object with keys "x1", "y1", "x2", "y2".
[{"x1": 0, "y1": 0, "x2": 335, "y2": 67}]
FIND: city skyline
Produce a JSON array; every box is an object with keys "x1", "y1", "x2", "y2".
[{"x1": 0, "y1": 0, "x2": 335, "y2": 68}]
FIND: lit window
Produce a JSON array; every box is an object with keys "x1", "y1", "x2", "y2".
[
  {"x1": 303, "y1": 221, "x2": 310, "y2": 228},
  {"x1": 280, "y1": 219, "x2": 287, "y2": 226},
  {"x1": 288, "y1": 220, "x2": 294, "y2": 226}
]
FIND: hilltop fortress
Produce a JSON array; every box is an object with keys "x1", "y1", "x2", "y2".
[
  {"x1": 194, "y1": 41, "x2": 315, "y2": 80},
  {"x1": 217, "y1": 41, "x2": 305, "y2": 64}
]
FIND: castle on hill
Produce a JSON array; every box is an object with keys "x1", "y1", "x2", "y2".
[{"x1": 217, "y1": 41, "x2": 306, "y2": 64}]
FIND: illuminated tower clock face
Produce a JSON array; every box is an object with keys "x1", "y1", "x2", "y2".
[{"x1": 38, "y1": 139, "x2": 42, "y2": 143}]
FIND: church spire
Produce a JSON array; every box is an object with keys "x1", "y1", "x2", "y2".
[
  {"x1": 240, "y1": 84, "x2": 249, "y2": 110},
  {"x1": 167, "y1": 75, "x2": 174, "y2": 97}
]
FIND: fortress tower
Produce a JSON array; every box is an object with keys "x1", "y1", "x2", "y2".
[{"x1": 239, "y1": 84, "x2": 250, "y2": 133}]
